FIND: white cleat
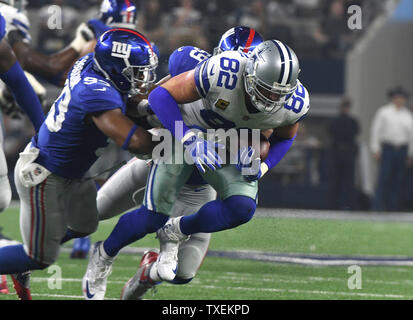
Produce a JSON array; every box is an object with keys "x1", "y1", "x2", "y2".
[
  {"x1": 82, "y1": 241, "x2": 114, "y2": 300},
  {"x1": 120, "y1": 249, "x2": 159, "y2": 300},
  {"x1": 156, "y1": 217, "x2": 188, "y2": 281}
]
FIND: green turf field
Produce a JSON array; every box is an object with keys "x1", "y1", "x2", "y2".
[{"x1": 1, "y1": 207, "x2": 413, "y2": 300}]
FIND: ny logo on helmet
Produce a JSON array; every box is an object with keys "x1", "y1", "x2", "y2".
[{"x1": 111, "y1": 41, "x2": 132, "y2": 59}]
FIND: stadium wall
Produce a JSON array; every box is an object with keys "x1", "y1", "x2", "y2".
[{"x1": 345, "y1": 14, "x2": 413, "y2": 195}]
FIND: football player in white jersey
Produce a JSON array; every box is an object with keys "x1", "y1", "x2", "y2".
[{"x1": 148, "y1": 39, "x2": 309, "y2": 282}]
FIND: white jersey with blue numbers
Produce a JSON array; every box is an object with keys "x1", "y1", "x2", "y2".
[
  {"x1": 180, "y1": 50, "x2": 310, "y2": 131},
  {"x1": 0, "y1": 3, "x2": 31, "y2": 44},
  {"x1": 31, "y1": 53, "x2": 127, "y2": 179}
]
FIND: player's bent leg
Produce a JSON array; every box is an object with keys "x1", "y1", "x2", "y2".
[
  {"x1": 14, "y1": 162, "x2": 69, "y2": 268},
  {"x1": 97, "y1": 157, "x2": 150, "y2": 220},
  {"x1": 174, "y1": 232, "x2": 211, "y2": 281},
  {"x1": 83, "y1": 206, "x2": 168, "y2": 300},
  {"x1": 156, "y1": 165, "x2": 257, "y2": 279},
  {"x1": 102, "y1": 206, "x2": 169, "y2": 257},
  {"x1": 65, "y1": 179, "x2": 100, "y2": 236},
  {"x1": 179, "y1": 164, "x2": 258, "y2": 234},
  {"x1": 155, "y1": 184, "x2": 214, "y2": 283}
]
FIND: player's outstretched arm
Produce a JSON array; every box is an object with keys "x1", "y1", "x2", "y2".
[
  {"x1": 0, "y1": 38, "x2": 45, "y2": 131},
  {"x1": 91, "y1": 108, "x2": 156, "y2": 156}
]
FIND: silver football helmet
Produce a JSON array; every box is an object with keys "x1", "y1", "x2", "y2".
[{"x1": 244, "y1": 40, "x2": 300, "y2": 114}]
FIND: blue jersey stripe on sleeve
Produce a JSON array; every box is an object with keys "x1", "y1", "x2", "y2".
[
  {"x1": 194, "y1": 59, "x2": 209, "y2": 97},
  {"x1": 200, "y1": 59, "x2": 211, "y2": 95}
]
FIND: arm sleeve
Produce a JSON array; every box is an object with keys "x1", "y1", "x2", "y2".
[
  {"x1": 0, "y1": 61, "x2": 45, "y2": 131},
  {"x1": 148, "y1": 86, "x2": 191, "y2": 140},
  {"x1": 264, "y1": 134, "x2": 296, "y2": 170}
]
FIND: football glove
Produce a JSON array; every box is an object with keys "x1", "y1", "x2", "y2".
[
  {"x1": 70, "y1": 22, "x2": 96, "y2": 53},
  {"x1": 182, "y1": 131, "x2": 224, "y2": 174}
]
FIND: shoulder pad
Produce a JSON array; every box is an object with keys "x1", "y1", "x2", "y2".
[
  {"x1": 283, "y1": 81, "x2": 310, "y2": 123},
  {"x1": 168, "y1": 46, "x2": 211, "y2": 77},
  {"x1": 194, "y1": 50, "x2": 246, "y2": 97}
]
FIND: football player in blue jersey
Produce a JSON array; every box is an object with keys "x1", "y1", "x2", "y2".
[
  {"x1": 83, "y1": 27, "x2": 265, "y2": 300},
  {"x1": 0, "y1": 28, "x2": 159, "y2": 300},
  {"x1": 69, "y1": 0, "x2": 140, "y2": 260}
]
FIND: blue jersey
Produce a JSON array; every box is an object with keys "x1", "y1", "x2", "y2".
[
  {"x1": 168, "y1": 46, "x2": 211, "y2": 77},
  {"x1": 168, "y1": 46, "x2": 211, "y2": 185},
  {"x1": 32, "y1": 53, "x2": 127, "y2": 179},
  {"x1": 0, "y1": 13, "x2": 5, "y2": 41}
]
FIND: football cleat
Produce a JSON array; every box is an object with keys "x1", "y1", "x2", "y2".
[
  {"x1": 120, "y1": 249, "x2": 159, "y2": 300},
  {"x1": 156, "y1": 217, "x2": 188, "y2": 281},
  {"x1": 82, "y1": 241, "x2": 115, "y2": 300},
  {"x1": 11, "y1": 271, "x2": 31, "y2": 300},
  {"x1": 70, "y1": 236, "x2": 91, "y2": 259},
  {"x1": 0, "y1": 275, "x2": 9, "y2": 295}
]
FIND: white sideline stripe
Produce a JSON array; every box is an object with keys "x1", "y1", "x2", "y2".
[
  {"x1": 30, "y1": 293, "x2": 117, "y2": 300},
  {"x1": 31, "y1": 277, "x2": 126, "y2": 285},
  {"x1": 164, "y1": 283, "x2": 411, "y2": 299},
  {"x1": 255, "y1": 208, "x2": 413, "y2": 222},
  {"x1": 60, "y1": 246, "x2": 413, "y2": 267},
  {"x1": 212, "y1": 274, "x2": 413, "y2": 286},
  {"x1": 28, "y1": 276, "x2": 413, "y2": 299}
]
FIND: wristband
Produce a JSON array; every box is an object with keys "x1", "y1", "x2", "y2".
[{"x1": 121, "y1": 124, "x2": 139, "y2": 150}]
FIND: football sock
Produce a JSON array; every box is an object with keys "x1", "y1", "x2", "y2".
[
  {"x1": 103, "y1": 206, "x2": 169, "y2": 257},
  {"x1": 179, "y1": 195, "x2": 256, "y2": 235},
  {"x1": 0, "y1": 245, "x2": 44, "y2": 274}
]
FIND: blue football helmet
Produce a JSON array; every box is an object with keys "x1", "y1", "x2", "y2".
[
  {"x1": 99, "y1": 0, "x2": 138, "y2": 28},
  {"x1": 214, "y1": 26, "x2": 264, "y2": 56},
  {"x1": 94, "y1": 28, "x2": 158, "y2": 95}
]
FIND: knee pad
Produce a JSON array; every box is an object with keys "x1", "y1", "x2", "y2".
[
  {"x1": 0, "y1": 175, "x2": 11, "y2": 212},
  {"x1": 223, "y1": 195, "x2": 256, "y2": 227}
]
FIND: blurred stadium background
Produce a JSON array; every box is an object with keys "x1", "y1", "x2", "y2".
[
  {"x1": 1, "y1": 0, "x2": 413, "y2": 301},
  {"x1": 3, "y1": 0, "x2": 413, "y2": 212}
]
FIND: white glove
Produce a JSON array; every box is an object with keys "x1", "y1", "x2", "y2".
[{"x1": 70, "y1": 22, "x2": 95, "y2": 53}]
